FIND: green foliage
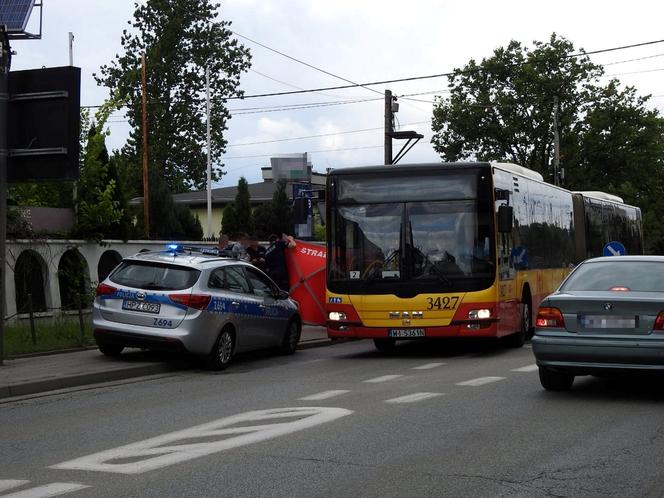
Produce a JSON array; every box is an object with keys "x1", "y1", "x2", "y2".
[
  {"x1": 432, "y1": 33, "x2": 603, "y2": 180},
  {"x1": 431, "y1": 33, "x2": 664, "y2": 253},
  {"x1": 74, "y1": 116, "x2": 129, "y2": 242},
  {"x1": 136, "y1": 167, "x2": 203, "y2": 240},
  {"x1": 220, "y1": 177, "x2": 254, "y2": 236},
  {"x1": 94, "y1": 0, "x2": 252, "y2": 193},
  {"x1": 313, "y1": 222, "x2": 326, "y2": 241},
  {"x1": 252, "y1": 180, "x2": 293, "y2": 238},
  {"x1": 234, "y1": 177, "x2": 254, "y2": 234},
  {"x1": 8, "y1": 183, "x2": 74, "y2": 210},
  {"x1": 4, "y1": 317, "x2": 93, "y2": 357}
]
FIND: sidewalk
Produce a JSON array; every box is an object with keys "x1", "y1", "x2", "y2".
[{"x1": 0, "y1": 325, "x2": 332, "y2": 400}]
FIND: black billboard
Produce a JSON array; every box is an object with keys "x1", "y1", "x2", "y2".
[{"x1": 8, "y1": 65, "x2": 80, "y2": 182}]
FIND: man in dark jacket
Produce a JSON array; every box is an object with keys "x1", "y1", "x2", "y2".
[{"x1": 265, "y1": 233, "x2": 296, "y2": 291}]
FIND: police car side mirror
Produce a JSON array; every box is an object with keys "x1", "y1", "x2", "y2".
[
  {"x1": 497, "y1": 205, "x2": 513, "y2": 233},
  {"x1": 274, "y1": 289, "x2": 289, "y2": 300}
]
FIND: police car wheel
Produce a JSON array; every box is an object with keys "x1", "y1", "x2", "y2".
[
  {"x1": 279, "y1": 319, "x2": 301, "y2": 355},
  {"x1": 98, "y1": 343, "x2": 124, "y2": 356},
  {"x1": 207, "y1": 329, "x2": 234, "y2": 370}
]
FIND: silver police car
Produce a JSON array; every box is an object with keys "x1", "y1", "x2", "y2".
[{"x1": 93, "y1": 246, "x2": 301, "y2": 370}]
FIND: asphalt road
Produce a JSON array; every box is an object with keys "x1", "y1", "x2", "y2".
[{"x1": 2, "y1": 339, "x2": 664, "y2": 498}]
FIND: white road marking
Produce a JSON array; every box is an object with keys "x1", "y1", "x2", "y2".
[
  {"x1": 363, "y1": 375, "x2": 403, "y2": 383},
  {"x1": 412, "y1": 362, "x2": 446, "y2": 370},
  {"x1": 1, "y1": 483, "x2": 89, "y2": 498},
  {"x1": 298, "y1": 390, "x2": 350, "y2": 401},
  {"x1": 456, "y1": 376, "x2": 506, "y2": 386},
  {"x1": 385, "y1": 392, "x2": 444, "y2": 404},
  {"x1": 512, "y1": 364, "x2": 538, "y2": 372},
  {"x1": 0, "y1": 481, "x2": 29, "y2": 493},
  {"x1": 52, "y1": 406, "x2": 352, "y2": 475}
]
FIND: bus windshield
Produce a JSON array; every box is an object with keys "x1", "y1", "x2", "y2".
[{"x1": 328, "y1": 198, "x2": 495, "y2": 295}]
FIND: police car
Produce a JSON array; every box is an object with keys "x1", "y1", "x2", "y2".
[{"x1": 93, "y1": 245, "x2": 301, "y2": 370}]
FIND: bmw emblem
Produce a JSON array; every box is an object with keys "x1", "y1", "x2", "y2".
[
  {"x1": 136, "y1": 292, "x2": 146, "y2": 301},
  {"x1": 603, "y1": 302, "x2": 612, "y2": 311}
]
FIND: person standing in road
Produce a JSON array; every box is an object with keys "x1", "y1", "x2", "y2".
[{"x1": 265, "y1": 233, "x2": 296, "y2": 291}]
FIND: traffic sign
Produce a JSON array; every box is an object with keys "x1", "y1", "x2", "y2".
[{"x1": 603, "y1": 241, "x2": 626, "y2": 256}]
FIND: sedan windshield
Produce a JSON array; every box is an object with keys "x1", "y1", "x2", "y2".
[{"x1": 561, "y1": 261, "x2": 664, "y2": 292}]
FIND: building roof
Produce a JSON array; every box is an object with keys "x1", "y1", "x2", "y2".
[{"x1": 129, "y1": 171, "x2": 327, "y2": 207}]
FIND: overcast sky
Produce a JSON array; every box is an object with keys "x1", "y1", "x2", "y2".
[{"x1": 10, "y1": 0, "x2": 664, "y2": 189}]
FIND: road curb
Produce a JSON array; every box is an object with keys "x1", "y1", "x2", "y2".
[
  {"x1": 0, "y1": 363, "x2": 181, "y2": 399},
  {"x1": 0, "y1": 336, "x2": 338, "y2": 400}
]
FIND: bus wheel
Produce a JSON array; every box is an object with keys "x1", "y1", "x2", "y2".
[
  {"x1": 374, "y1": 338, "x2": 396, "y2": 351},
  {"x1": 505, "y1": 298, "x2": 530, "y2": 348}
]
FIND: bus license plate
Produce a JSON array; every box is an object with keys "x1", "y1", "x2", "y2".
[
  {"x1": 388, "y1": 328, "x2": 426, "y2": 338},
  {"x1": 122, "y1": 300, "x2": 161, "y2": 314}
]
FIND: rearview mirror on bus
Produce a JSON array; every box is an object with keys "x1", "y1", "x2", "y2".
[{"x1": 498, "y1": 205, "x2": 513, "y2": 233}]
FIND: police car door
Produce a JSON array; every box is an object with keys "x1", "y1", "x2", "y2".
[
  {"x1": 243, "y1": 266, "x2": 289, "y2": 347},
  {"x1": 210, "y1": 265, "x2": 260, "y2": 351}
]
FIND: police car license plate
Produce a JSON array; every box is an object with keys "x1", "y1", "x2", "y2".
[
  {"x1": 388, "y1": 328, "x2": 426, "y2": 338},
  {"x1": 122, "y1": 300, "x2": 161, "y2": 314}
]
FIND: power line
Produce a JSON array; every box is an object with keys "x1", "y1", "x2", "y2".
[
  {"x1": 228, "y1": 38, "x2": 664, "y2": 100},
  {"x1": 222, "y1": 140, "x2": 432, "y2": 162},
  {"x1": 231, "y1": 97, "x2": 382, "y2": 115},
  {"x1": 227, "y1": 121, "x2": 430, "y2": 147},
  {"x1": 232, "y1": 30, "x2": 384, "y2": 97}
]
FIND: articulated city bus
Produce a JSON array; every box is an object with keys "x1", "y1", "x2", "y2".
[{"x1": 325, "y1": 162, "x2": 642, "y2": 349}]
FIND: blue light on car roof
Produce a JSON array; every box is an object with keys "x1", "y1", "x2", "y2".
[{"x1": 167, "y1": 244, "x2": 181, "y2": 252}]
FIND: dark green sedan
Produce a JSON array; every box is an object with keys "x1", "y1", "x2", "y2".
[{"x1": 532, "y1": 256, "x2": 664, "y2": 391}]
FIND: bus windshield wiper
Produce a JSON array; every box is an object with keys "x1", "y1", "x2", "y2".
[{"x1": 420, "y1": 254, "x2": 452, "y2": 285}]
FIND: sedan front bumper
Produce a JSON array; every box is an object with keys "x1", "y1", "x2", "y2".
[{"x1": 532, "y1": 331, "x2": 664, "y2": 375}]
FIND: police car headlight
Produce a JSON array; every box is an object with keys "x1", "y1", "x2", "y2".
[{"x1": 328, "y1": 311, "x2": 347, "y2": 321}]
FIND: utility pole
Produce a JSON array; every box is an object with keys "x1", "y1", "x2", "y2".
[
  {"x1": 0, "y1": 28, "x2": 9, "y2": 365},
  {"x1": 384, "y1": 89, "x2": 393, "y2": 165},
  {"x1": 552, "y1": 95, "x2": 560, "y2": 187},
  {"x1": 68, "y1": 32, "x2": 74, "y2": 66},
  {"x1": 205, "y1": 66, "x2": 212, "y2": 239},
  {"x1": 141, "y1": 53, "x2": 149, "y2": 237}
]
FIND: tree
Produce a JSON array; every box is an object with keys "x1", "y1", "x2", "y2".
[
  {"x1": 95, "y1": 0, "x2": 251, "y2": 193},
  {"x1": 431, "y1": 33, "x2": 664, "y2": 252},
  {"x1": 74, "y1": 123, "x2": 126, "y2": 242},
  {"x1": 253, "y1": 180, "x2": 293, "y2": 238},
  {"x1": 220, "y1": 177, "x2": 253, "y2": 237},
  {"x1": 136, "y1": 167, "x2": 203, "y2": 240},
  {"x1": 431, "y1": 33, "x2": 603, "y2": 181}
]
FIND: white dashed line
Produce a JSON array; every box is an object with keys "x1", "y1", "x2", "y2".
[
  {"x1": 456, "y1": 376, "x2": 506, "y2": 386},
  {"x1": 298, "y1": 390, "x2": 350, "y2": 401},
  {"x1": 0, "y1": 481, "x2": 30, "y2": 493},
  {"x1": 2, "y1": 483, "x2": 90, "y2": 498},
  {"x1": 363, "y1": 375, "x2": 404, "y2": 383},
  {"x1": 412, "y1": 362, "x2": 446, "y2": 370},
  {"x1": 385, "y1": 392, "x2": 444, "y2": 404},
  {"x1": 512, "y1": 364, "x2": 538, "y2": 372}
]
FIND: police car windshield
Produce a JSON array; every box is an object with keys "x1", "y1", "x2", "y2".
[{"x1": 110, "y1": 261, "x2": 201, "y2": 291}]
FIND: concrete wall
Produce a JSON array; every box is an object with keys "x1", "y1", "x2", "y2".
[{"x1": 3, "y1": 239, "x2": 216, "y2": 324}]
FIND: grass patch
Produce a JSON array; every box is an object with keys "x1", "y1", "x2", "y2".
[{"x1": 3, "y1": 316, "x2": 94, "y2": 357}]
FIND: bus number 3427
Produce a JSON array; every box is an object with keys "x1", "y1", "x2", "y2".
[{"x1": 426, "y1": 296, "x2": 459, "y2": 310}]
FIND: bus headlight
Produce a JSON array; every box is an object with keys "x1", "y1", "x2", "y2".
[
  {"x1": 468, "y1": 309, "x2": 491, "y2": 320},
  {"x1": 328, "y1": 311, "x2": 347, "y2": 321}
]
